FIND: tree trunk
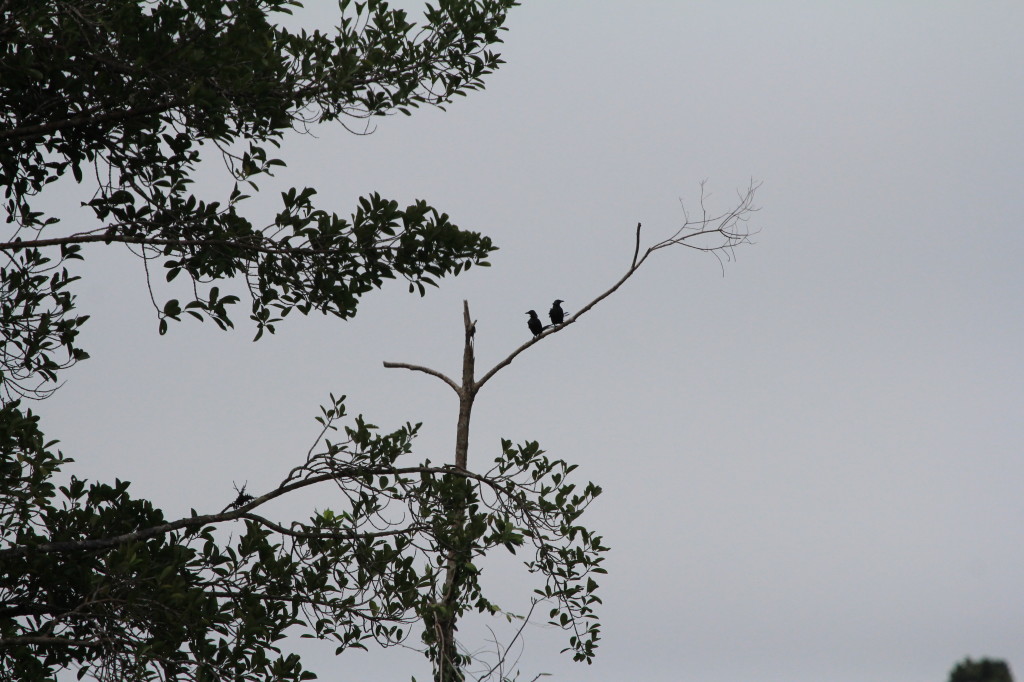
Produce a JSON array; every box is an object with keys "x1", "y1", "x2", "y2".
[{"x1": 435, "y1": 301, "x2": 477, "y2": 681}]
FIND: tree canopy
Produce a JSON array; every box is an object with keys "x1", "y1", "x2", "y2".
[
  {"x1": 1, "y1": 2, "x2": 760, "y2": 680},
  {"x1": 949, "y1": 658, "x2": 1015, "y2": 682},
  {"x1": 3, "y1": 2, "x2": 604, "y2": 681},
  {"x1": 1, "y1": 0, "x2": 511, "y2": 400}
]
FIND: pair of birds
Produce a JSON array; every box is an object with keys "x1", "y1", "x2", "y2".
[{"x1": 526, "y1": 299, "x2": 566, "y2": 337}]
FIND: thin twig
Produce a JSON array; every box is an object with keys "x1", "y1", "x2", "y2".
[
  {"x1": 479, "y1": 599, "x2": 542, "y2": 681},
  {"x1": 631, "y1": 222, "x2": 641, "y2": 269}
]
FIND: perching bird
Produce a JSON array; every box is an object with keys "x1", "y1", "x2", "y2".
[
  {"x1": 549, "y1": 299, "x2": 566, "y2": 326},
  {"x1": 526, "y1": 310, "x2": 544, "y2": 337}
]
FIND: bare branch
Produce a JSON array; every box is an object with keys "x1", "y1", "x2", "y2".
[
  {"x1": 475, "y1": 181, "x2": 760, "y2": 393},
  {"x1": 631, "y1": 222, "x2": 641, "y2": 269},
  {"x1": 241, "y1": 512, "x2": 430, "y2": 541},
  {"x1": 382, "y1": 361, "x2": 462, "y2": 396},
  {"x1": 475, "y1": 599, "x2": 541, "y2": 682},
  {"x1": 474, "y1": 259, "x2": 639, "y2": 393},
  {"x1": 651, "y1": 182, "x2": 759, "y2": 254},
  {"x1": 454, "y1": 300, "x2": 477, "y2": 469}
]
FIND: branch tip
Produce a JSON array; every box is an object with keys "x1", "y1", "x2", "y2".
[{"x1": 631, "y1": 222, "x2": 642, "y2": 269}]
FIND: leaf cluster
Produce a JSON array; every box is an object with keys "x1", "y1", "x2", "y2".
[
  {"x1": 1, "y1": 3, "x2": 616, "y2": 679},
  {"x1": 0, "y1": 401, "x2": 312, "y2": 681},
  {"x1": 0, "y1": 395, "x2": 605, "y2": 681},
  {"x1": 1, "y1": 0, "x2": 515, "y2": 395},
  {"x1": 949, "y1": 658, "x2": 1015, "y2": 682},
  {"x1": 0, "y1": 243, "x2": 88, "y2": 400}
]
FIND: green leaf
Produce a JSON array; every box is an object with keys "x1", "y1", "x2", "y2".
[{"x1": 162, "y1": 299, "x2": 182, "y2": 317}]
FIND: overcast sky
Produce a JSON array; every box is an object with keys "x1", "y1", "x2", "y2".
[{"x1": 38, "y1": 2, "x2": 1024, "y2": 681}]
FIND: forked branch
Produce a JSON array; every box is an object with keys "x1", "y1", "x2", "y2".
[
  {"x1": 376, "y1": 183, "x2": 758, "y2": 681},
  {"x1": 475, "y1": 180, "x2": 760, "y2": 392},
  {"x1": 385, "y1": 181, "x2": 760, "y2": 404}
]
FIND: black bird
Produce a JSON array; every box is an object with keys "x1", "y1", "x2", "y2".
[
  {"x1": 526, "y1": 310, "x2": 543, "y2": 337},
  {"x1": 549, "y1": 299, "x2": 566, "y2": 326}
]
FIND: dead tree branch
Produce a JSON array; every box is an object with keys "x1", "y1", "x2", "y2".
[
  {"x1": 381, "y1": 362, "x2": 462, "y2": 396},
  {"x1": 476, "y1": 180, "x2": 760, "y2": 392},
  {"x1": 383, "y1": 180, "x2": 761, "y2": 455},
  {"x1": 380, "y1": 181, "x2": 759, "y2": 681}
]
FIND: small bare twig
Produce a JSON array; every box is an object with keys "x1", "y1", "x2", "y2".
[
  {"x1": 472, "y1": 599, "x2": 543, "y2": 682},
  {"x1": 630, "y1": 221, "x2": 641, "y2": 269}
]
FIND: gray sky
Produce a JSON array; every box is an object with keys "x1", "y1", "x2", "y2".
[{"x1": 39, "y1": 2, "x2": 1024, "y2": 681}]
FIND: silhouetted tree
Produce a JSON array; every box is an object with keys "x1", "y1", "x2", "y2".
[
  {"x1": 949, "y1": 657, "x2": 1014, "y2": 682},
  {"x1": 1, "y1": 2, "x2": 759, "y2": 681},
  {"x1": 1, "y1": 1, "x2": 521, "y2": 680}
]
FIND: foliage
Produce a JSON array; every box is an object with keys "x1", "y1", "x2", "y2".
[
  {"x1": 949, "y1": 658, "x2": 1015, "y2": 682},
  {"x1": 0, "y1": 396, "x2": 605, "y2": 681},
  {"x1": 1, "y1": 2, "x2": 611, "y2": 681},
  {"x1": 0, "y1": 0, "x2": 512, "y2": 399}
]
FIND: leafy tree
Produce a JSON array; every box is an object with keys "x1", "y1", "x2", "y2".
[
  {"x1": 949, "y1": 657, "x2": 1015, "y2": 682},
  {"x1": 0, "y1": 0, "x2": 509, "y2": 400},
  {"x1": 0, "y1": 1, "x2": 558, "y2": 680},
  {"x1": 1, "y1": 1, "x2": 760, "y2": 681},
  {"x1": 1, "y1": 393, "x2": 605, "y2": 682}
]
